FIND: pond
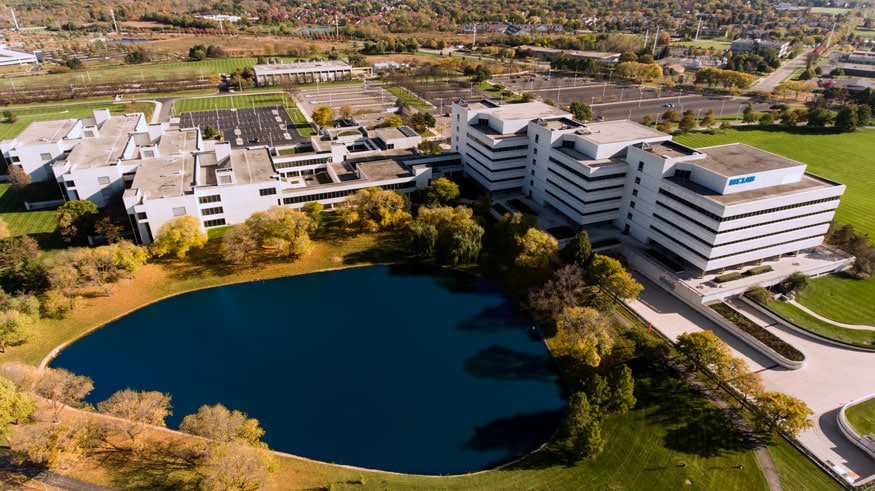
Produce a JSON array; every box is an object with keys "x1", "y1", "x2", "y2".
[{"x1": 51, "y1": 264, "x2": 566, "y2": 475}]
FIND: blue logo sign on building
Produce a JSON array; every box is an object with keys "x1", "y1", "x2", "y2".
[{"x1": 729, "y1": 176, "x2": 755, "y2": 186}]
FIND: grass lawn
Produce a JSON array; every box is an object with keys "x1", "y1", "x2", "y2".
[
  {"x1": 675, "y1": 127, "x2": 875, "y2": 238},
  {"x1": 383, "y1": 84, "x2": 431, "y2": 110},
  {"x1": 853, "y1": 30, "x2": 875, "y2": 38},
  {"x1": 795, "y1": 273, "x2": 875, "y2": 326},
  {"x1": 0, "y1": 101, "x2": 155, "y2": 141},
  {"x1": 846, "y1": 398, "x2": 875, "y2": 437},
  {"x1": 769, "y1": 437, "x2": 844, "y2": 491},
  {"x1": 810, "y1": 6, "x2": 850, "y2": 14},
  {"x1": 173, "y1": 93, "x2": 289, "y2": 114},
  {"x1": 672, "y1": 40, "x2": 732, "y2": 50},
  {"x1": 0, "y1": 58, "x2": 274, "y2": 92},
  {"x1": 0, "y1": 182, "x2": 62, "y2": 246},
  {"x1": 762, "y1": 298, "x2": 875, "y2": 348},
  {"x1": 287, "y1": 108, "x2": 317, "y2": 137}
]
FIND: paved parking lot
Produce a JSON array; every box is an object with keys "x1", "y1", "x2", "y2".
[
  {"x1": 296, "y1": 83, "x2": 400, "y2": 119},
  {"x1": 178, "y1": 106, "x2": 305, "y2": 149}
]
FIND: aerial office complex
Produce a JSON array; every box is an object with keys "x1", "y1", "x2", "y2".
[{"x1": 452, "y1": 100, "x2": 845, "y2": 274}]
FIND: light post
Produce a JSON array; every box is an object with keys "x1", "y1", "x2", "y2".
[
  {"x1": 736, "y1": 104, "x2": 743, "y2": 122},
  {"x1": 620, "y1": 87, "x2": 625, "y2": 102},
  {"x1": 677, "y1": 88, "x2": 682, "y2": 106},
  {"x1": 720, "y1": 99, "x2": 726, "y2": 118},
  {"x1": 638, "y1": 87, "x2": 644, "y2": 108}
]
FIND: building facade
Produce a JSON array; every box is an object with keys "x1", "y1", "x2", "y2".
[
  {"x1": 451, "y1": 100, "x2": 845, "y2": 274},
  {"x1": 730, "y1": 39, "x2": 790, "y2": 58},
  {"x1": 253, "y1": 60, "x2": 354, "y2": 86}
]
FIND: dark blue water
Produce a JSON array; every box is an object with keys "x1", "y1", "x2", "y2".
[{"x1": 51, "y1": 264, "x2": 565, "y2": 474}]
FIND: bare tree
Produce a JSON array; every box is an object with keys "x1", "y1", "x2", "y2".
[
  {"x1": 97, "y1": 389, "x2": 172, "y2": 453},
  {"x1": 33, "y1": 368, "x2": 93, "y2": 423}
]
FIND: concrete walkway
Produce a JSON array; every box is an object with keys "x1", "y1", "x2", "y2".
[
  {"x1": 787, "y1": 299, "x2": 875, "y2": 330},
  {"x1": 627, "y1": 275, "x2": 875, "y2": 485}
]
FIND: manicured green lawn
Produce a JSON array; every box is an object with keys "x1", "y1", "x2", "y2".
[
  {"x1": 795, "y1": 273, "x2": 875, "y2": 326},
  {"x1": 810, "y1": 6, "x2": 850, "y2": 14},
  {"x1": 0, "y1": 101, "x2": 154, "y2": 141},
  {"x1": 0, "y1": 182, "x2": 61, "y2": 238},
  {"x1": 672, "y1": 40, "x2": 732, "y2": 50},
  {"x1": 675, "y1": 127, "x2": 875, "y2": 238},
  {"x1": 764, "y1": 298, "x2": 875, "y2": 348},
  {"x1": 286, "y1": 108, "x2": 316, "y2": 137},
  {"x1": 383, "y1": 84, "x2": 431, "y2": 110},
  {"x1": 846, "y1": 398, "x2": 875, "y2": 437},
  {"x1": 769, "y1": 437, "x2": 844, "y2": 491},
  {"x1": 173, "y1": 93, "x2": 289, "y2": 114}
]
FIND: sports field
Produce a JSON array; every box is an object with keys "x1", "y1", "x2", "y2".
[
  {"x1": 675, "y1": 127, "x2": 875, "y2": 238},
  {"x1": 173, "y1": 93, "x2": 289, "y2": 114}
]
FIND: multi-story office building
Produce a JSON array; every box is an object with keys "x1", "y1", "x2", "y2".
[{"x1": 452, "y1": 100, "x2": 845, "y2": 274}]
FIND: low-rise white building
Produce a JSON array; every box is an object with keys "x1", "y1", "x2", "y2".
[
  {"x1": 730, "y1": 39, "x2": 790, "y2": 58},
  {"x1": 253, "y1": 60, "x2": 354, "y2": 86},
  {"x1": 847, "y1": 50, "x2": 875, "y2": 65},
  {"x1": 0, "y1": 44, "x2": 38, "y2": 66},
  {"x1": 451, "y1": 100, "x2": 845, "y2": 274}
]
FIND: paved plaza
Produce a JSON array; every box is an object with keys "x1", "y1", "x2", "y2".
[{"x1": 178, "y1": 106, "x2": 305, "y2": 148}]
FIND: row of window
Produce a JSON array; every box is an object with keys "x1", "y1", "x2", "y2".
[
  {"x1": 198, "y1": 194, "x2": 221, "y2": 204},
  {"x1": 274, "y1": 156, "x2": 332, "y2": 169},
  {"x1": 548, "y1": 157, "x2": 626, "y2": 182},
  {"x1": 203, "y1": 218, "x2": 226, "y2": 228},
  {"x1": 467, "y1": 142, "x2": 528, "y2": 163},
  {"x1": 201, "y1": 206, "x2": 224, "y2": 216},
  {"x1": 546, "y1": 180, "x2": 622, "y2": 207},
  {"x1": 281, "y1": 181, "x2": 416, "y2": 205},
  {"x1": 546, "y1": 168, "x2": 625, "y2": 194},
  {"x1": 651, "y1": 224, "x2": 826, "y2": 263},
  {"x1": 259, "y1": 187, "x2": 277, "y2": 196},
  {"x1": 545, "y1": 189, "x2": 620, "y2": 218},
  {"x1": 658, "y1": 187, "x2": 840, "y2": 223},
  {"x1": 656, "y1": 200, "x2": 835, "y2": 236},
  {"x1": 653, "y1": 212, "x2": 830, "y2": 249},
  {"x1": 465, "y1": 153, "x2": 526, "y2": 181},
  {"x1": 466, "y1": 133, "x2": 528, "y2": 153}
]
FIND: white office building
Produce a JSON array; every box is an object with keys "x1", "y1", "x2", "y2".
[
  {"x1": 451, "y1": 100, "x2": 845, "y2": 274},
  {"x1": 253, "y1": 60, "x2": 354, "y2": 86}
]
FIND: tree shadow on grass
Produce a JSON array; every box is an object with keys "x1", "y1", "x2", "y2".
[
  {"x1": 463, "y1": 345, "x2": 560, "y2": 383},
  {"x1": 462, "y1": 410, "x2": 564, "y2": 468},
  {"x1": 663, "y1": 404, "x2": 750, "y2": 458},
  {"x1": 95, "y1": 441, "x2": 200, "y2": 491},
  {"x1": 341, "y1": 232, "x2": 414, "y2": 266}
]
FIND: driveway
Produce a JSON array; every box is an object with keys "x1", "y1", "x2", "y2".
[
  {"x1": 752, "y1": 48, "x2": 815, "y2": 94},
  {"x1": 627, "y1": 276, "x2": 875, "y2": 484}
]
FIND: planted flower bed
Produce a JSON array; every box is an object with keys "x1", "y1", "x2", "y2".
[{"x1": 709, "y1": 302, "x2": 805, "y2": 362}]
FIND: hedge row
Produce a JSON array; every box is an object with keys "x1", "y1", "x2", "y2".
[{"x1": 709, "y1": 302, "x2": 805, "y2": 362}]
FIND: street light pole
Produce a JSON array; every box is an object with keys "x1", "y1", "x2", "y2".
[{"x1": 720, "y1": 99, "x2": 726, "y2": 118}]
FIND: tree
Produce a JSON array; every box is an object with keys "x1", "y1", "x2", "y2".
[
  {"x1": 723, "y1": 356, "x2": 764, "y2": 407},
  {"x1": 423, "y1": 177, "x2": 459, "y2": 206},
  {"x1": 412, "y1": 206, "x2": 482, "y2": 264},
  {"x1": 408, "y1": 221, "x2": 438, "y2": 257},
  {"x1": 54, "y1": 200, "x2": 99, "y2": 244},
  {"x1": 701, "y1": 109, "x2": 716, "y2": 129},
  {"x1": 449, "y1": 219, "x2": 484, "y2": 265},
  {"x1": 339, "y1": 104, "x2": 355, "y2": 121},
  {"x1": 382, "y1": 115, "x2": 403, "y2": 127},
  {"x1": 558, "y1": 306, "x2": 613, "y2": 367},
  {"x1": 302, "y1": 201, "x2": 324, "y2": 231},
  {"x1": 0, "y1": 376, "x2": 34, "y2": 440},
  {"x1": 180, "y1": 404, "x2": 265, "y2": 445},
  {"x1": 857, "y1": 105, "x2": 872, "y2": 127},
  {"x1": 560, "y1": 230, "x2": 592, "y2": 267},
  {"x1": 1, "y1": 110, "x2": 18, "y2": 124},
  {"x1": 720, "y1": 121, "x2": 732, "y2": 133},
  {"x1": 197, "y1": 442, "x2": 277, "y2": 491},
  {"x1": 417, "y1": 140, "x2": 442, "y2": 155},
  {"x1": 515, "y1": 228, "x2": 558, "y2": 269},
  {"x1": 569, "y1": 101, "x2": 593, "y2": 121},
  {"x1": 742, "y1": 102, "x2": 757, "y2": 123},
  {"x1": 606, "y1": 365, "x2": 636, "y2": 414},
  {"x1": 558, "y1": 392, "x2": 604, "y2": 460},
  {"x1": 0, "y1": 219, "x2": 7, "y2": 241},
  {"x1": 344, "y1": 187, "x2": 411, "y2": 232},
  {"x1": 33, "y1": 368, "x2": 93, "y2": 423},
  {"x1": 807, "y1": 108, "x2": 832, "y2": 127},
  {"x1": 529, "y1": 264, "x2": 590, "y2": 315},
  {"x1": 662, "y1": 109, "x2": 679, "y2": 123},
  {"x1": 676, "y1": 331, "x2": 732, "y2": 374},
  {"x1": 151, "y1": 215, "x2": 208, "y2": 259},
  {"x1": 93, "y1": 217, "x2": 123, "y2": 243},
  {"x1": 202, "y1": 125, "x2": 222, "y2": 140},
  {"x1": 221, "y1": 225, "x2": 258, "y2": 267},
  {"x1": 410, "y1": 112, "x2": 436, "y2": 133},
  {"x1": 782, "y1": 272, "x2": 809, "y2": 293},
  {"x1": 678, "y1": 109, "x2": 697, "y2": 132},
  {"x1": 97, "y1": 389, "x2": 172, "y2": 452},
  {"x1": 759, "y1": 111, "x2": 775, "y2": 126},
  {"x1": 586, "y1": 255, "x2": 643, "y2": 302},
  {"x1": 9, "y1": 419, "x2": 98, "y2": 471},
  {"x1": 125, "y1": 47, "x2": 150, "y2": 64},
  {"x1": 241, "y1": 206, "x2": 313, "y2": 258},
  {"x1": 8, "y1": 165, "x2": 31, "y2": 191},
  {"x1": 834, "y1": 106, "x2": 859, "y2": 132},
  {"x1": 0, "y1": 309, "x2": 34, "y2": 353},
  {"x1": 754, "y1": 392, "x2": 814, "y2": 437},
  {"x1": 311, "y1": 106, "x2": 333, "y2": 128}
]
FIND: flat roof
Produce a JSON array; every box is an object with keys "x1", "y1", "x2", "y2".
[
  {"x1": 578, "y1": 120, "x2": 668, "y2": 144},
  {"x1": 695, "y1": 143, "x2": 804, "y2": 176},
  {"x1": 351, "y1": 158, "x2": 412, "y2": 181},
  {"x1": 253, "y1": 60, "x2": 351, "y2": 75},
  {"x1": 670, "y1": 173, "x2": 841, "y2": 205},
  {"x1": 14, "y1": 119, "x2": 78, "y2": 145},
  {"x1": 129, "y1": 130, "x2": 201, "y2": 199},
  {"x1": 66, "y1": 114, "x2": 145, "y2": 169},
  {"x1": 487, "y1": 101, "x2": 568, "y2": 121},
  {"x1": 197, "y1": 147, "x2": 275, "y2": 187}
]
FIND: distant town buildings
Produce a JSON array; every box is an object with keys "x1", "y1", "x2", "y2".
[{"x1": 730, "y1": 39, "x2": 791, "y2": 58}]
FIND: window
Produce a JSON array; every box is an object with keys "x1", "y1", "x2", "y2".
[
  {"x1": 172, "y1": 207, "x2": 186, "y2": 216},
  {"x1": 98, "y1": 176, "x2": 110, "y2": 185},
  {"x1": 201, "y1": 206, "x2": 224, "y2": 216},
  {"x1": 530, "y1": 179, "x2": 534, "y2": 187},
  {"x1": 634, "y1": 177, "x2": 641, "y2": 184},
  {"x1": 198, "y1": 194, "x2": 221, "y2": 204},
  {"x1": 531, "y1": 169, "x2": 535, "y2": 176},
  {"x1": 219, "y1": 175, "x2": 232, "y2": 185},
  {"x1": 136, "y1": 212, "x2": 147, "y2": 220},
  {"x1": 532, "y1": 159, "x2": 537, "y2": 167},
  {"x1": 562, "y1": 140, "x2": 575, "y2": 149},
  {"x1": 142, "y1": 150, "x2": 154, "y2": 158},
  {"x1": 259, "y1": 187, "x2": 277, "y2": 196},
  {"x1": 204, "y1": 218, "x2": 226, "y2": 228},
  {"x1": 627, "y1": 213, "x2": 633, "y2": 220},
  {"x1": 66, "y1": 180, "x2": 77, "y2": 188},
  {"x1": 637, "y1": 161, "x2": 644, "y2": 171},
  {"x1": 632, "y1": 189, "x2": 638, "y2": 196},
  {"x1": 84, "y1": 131, "x2": 95, "y2": 138},
  {"x1": 674, "y1": 169, "x2": 691, "y2": 180},
  {"x1": 629, "y1": 201, "x2": 636, "y2": 209},
  {"x1": 533, "y1": 148, "x2": 538, "y2": 155},
  {"x1": 535, "y1": 134, "x2": 540, "y2": 143},
  {"x1": 40, "y1": 153, "x2": 52, "y2": 161}
]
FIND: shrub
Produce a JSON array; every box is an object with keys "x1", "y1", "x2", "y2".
[
  {"x1": 743, "y1": 265, "x2": 773, "y2": 277},
  {"x1": 745, "y1": 286, "x2": 772, "y2": 305},
  {"x1": 710, "y1": 303, "x2": 804, "y2": 361},
  {"x1": 714, "y1": 272, "x2": 743, "y2": 283}
]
